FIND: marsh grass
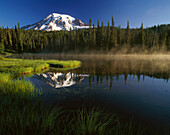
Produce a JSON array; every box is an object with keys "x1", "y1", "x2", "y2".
[
  {"x1": 0, "y1": 102, "x2": 64, "y2": 135},
  {"x1": 0, "y1": 73, "x2": 11, "y2": 82},
  {"x1": 0, "y1": 77, "x2": 63, "y2": 135},
  {"x1": 71, "y1": 107, "x2": 119, "y2": 135},
  {"x1": 0, "y1": 56, "x2": 81, "y2": 76}
]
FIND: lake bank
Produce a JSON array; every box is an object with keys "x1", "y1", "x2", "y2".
[{"x1": 0, "y1": 56, "x2": 81, "y2": 76}]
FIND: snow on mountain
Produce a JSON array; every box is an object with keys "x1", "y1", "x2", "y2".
[{"x1": 22, "y1": 13, "x2": 89, "y2": 31}]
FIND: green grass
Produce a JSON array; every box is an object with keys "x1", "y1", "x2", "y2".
[
  {"x1": 71, "y1": 108, "x2": 118, "y2": 135},
  {"x1": 0, "y1": 103, "x2": 64, "y2": 135},
  {"x1": 0, "y1": 56, "x2": 81, "y2": 76},
  {"x1": 0, "y1": 73, "x2": 11, "y2": 82}
]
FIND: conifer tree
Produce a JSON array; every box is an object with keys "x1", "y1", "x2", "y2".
[
  {"x1": 32, "y1": 39, "x2": 36, "y2": 51},
  {"x1": 15, "y1": 25, "x2": 17, "y2": 33},
  {"x1": 96, "y1": 20, "x2": 100, "y2": 50},
  {"x1": 69, "y1": 27, "x2": 74, "y2": 50},
  {"x1": 161, "y1": 31, "x2": 167, "y2": 49},
  {"x1": 28, "y1": 38, "x2": 32, "y2": 51},
  {"x1": 40, "y1": 42, "x2": 43, "y2": 50},
  {"x1": 152, "y1": 33, "x2": 159, "y2": 50},
  {"x1": 126, "y1": 20, "x2": 130, "y2": 46},
  {"x1": 106, "y1": 21, "x2": 110, "y2": 50},
  {"x1": 3, "y1": 28, "x2": 8, "y2": 50},
  {"x1": 63, "y1": 36, "x2": 67, "y2": 51},
  {"x1": 117, "y1": 25, "x2": 122, "y2": 45},
  {"x1": 6, "y1": 27, "x2": 13, "y2": 50},
  {"x1": 12, "y1": 29, "x2": 18, "y2": 51},
  {"x1": 80, "y1": 29, "x2": 85, "y2": 49},
  {"x1": 43, "y1": 36, "x2": 48, "y2": 49},
  {"x1": 76, "y1": 29, "x2": 80, "y2": 48},
  {"x1": 89, "y1": 18, "x2": 92, "y2": 28},
  {"x1": 110, "y1": 16, "x2": 117, "y2": 48},
  {"x1": 16, "y1": 24, "x2": 23, "y2": 53},
  {"x1": 97, "y1": 20, "x2": 100, "y2": 29},
  {"x1": 134, "y1": 28, "x2": 139, "y2": 45},
  {"x1": 0, "y1": 27, "x2": 4, "y2": 52},
  {"x1": 88, "y1": 19, "x2": 93, "y2": 50},
  {"x1": 140, "y1": 23, "x2": 145, "y2": 49},
  {"x1": 18, "y1": 22, "x2": 20, "y2": 30},
  {"x1": 100, "y1": 21, "x2": 105, "y2": 50},
  {"x1": 145, "y1": 27, "x2": 149, "y2": 48},
  {"x1": 112, "y1": 16, "x2": 114, "y2": 27},
  {"x1": 166, "y1": 30, "x2": 170, "y2": 50},
  {"x1": 92, "y1": 24, "x2": 96, "y2": 49}
]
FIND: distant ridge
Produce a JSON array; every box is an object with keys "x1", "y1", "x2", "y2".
[{"x1": 21, "y1": 13, "x2": 89, "y2": 31}]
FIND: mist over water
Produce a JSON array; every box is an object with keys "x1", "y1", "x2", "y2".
[{"x1": 15, "y1": 54, "x2": 170, "y2": 128}]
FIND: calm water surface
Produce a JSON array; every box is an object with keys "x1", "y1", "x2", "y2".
[{"x1": 16, "y1": 54, "x2": 170, "y2": 127}]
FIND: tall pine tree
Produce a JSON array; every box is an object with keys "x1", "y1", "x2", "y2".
[
  {"x1": 12, "y1": 29, "x2": 18, "y2": 51},
  {"x1": 106, "y1": 21, "x2": 110, "y2": 50},
  {"x1": 92, "y1": 24, "x2": 96, "y2": 50},
  {"x1": 126, "y1": 20, "x2": 130, "y2": 46},
  {"x1": 140, "y1": 23, "x2": 145, "y2": 50},
  {"x1": 0, "y1": 27, "x2": 4, "y2": 53},
  {"x1": 89, "y1": 18, "x2": 92, "y2": 28},
  {"x1": 6, "y1": 27, "x2": 13, "y2": 50},
  {"x1": 110, "y1": 16, "x2": 117, "y2": 49}
]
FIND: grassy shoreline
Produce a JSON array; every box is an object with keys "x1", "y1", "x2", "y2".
[
  {"x1": 0, "y1": 55, "x2": 81, "y2": 76},
  {"x1": 0, "y1": 55, "x2": 170, "y2": 135}
]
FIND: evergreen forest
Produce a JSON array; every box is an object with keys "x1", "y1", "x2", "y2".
[{"x1": 1, "y1": 16, "x2": 170, "y2": 53}]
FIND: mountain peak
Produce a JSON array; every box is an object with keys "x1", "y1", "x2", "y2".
[{"x1": 22, "y1": 13, "x2": 89, "y2": 31}]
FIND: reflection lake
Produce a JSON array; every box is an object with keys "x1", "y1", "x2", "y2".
[{"x1": 14, "y1": 54, "x2": 170, "y2": 128}]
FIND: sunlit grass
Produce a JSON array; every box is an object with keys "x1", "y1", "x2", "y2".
[
  {"x1": 0, "y1": 56, "x2": 81, "y2": 75},
  {"x1": 0, "y1": 73, "x2": 11, "y2": 82}
]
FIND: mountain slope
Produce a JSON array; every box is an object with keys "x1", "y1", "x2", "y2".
[{"x1": 21, "y1": 13, "x2": 89, "y2": 31}]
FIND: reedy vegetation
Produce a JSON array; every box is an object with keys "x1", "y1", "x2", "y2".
[{"x1": 0, "y1": 56, "x2": 81, "y2": 75}]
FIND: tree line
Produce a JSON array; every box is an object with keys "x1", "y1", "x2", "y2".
[{"x1": 1, "y1": 16, "x2": 170, "y2": 53}]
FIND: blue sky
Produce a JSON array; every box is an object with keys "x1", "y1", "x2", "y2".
[{"x1": 0, "y1": 0, "x2": 170, "y2": 28}]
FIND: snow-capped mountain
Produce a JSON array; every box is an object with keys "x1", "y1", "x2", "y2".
[{"x1": 22, "y1": 13, "x2": 89, "y2": 31}]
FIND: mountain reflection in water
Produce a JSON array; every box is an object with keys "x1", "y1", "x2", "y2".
[
  {"x1": 33, "y1": 72, "x2": 89, "y2": 88},
  {"x1": 22, "y1": 55, "x2": 170, "y2": 127}
]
